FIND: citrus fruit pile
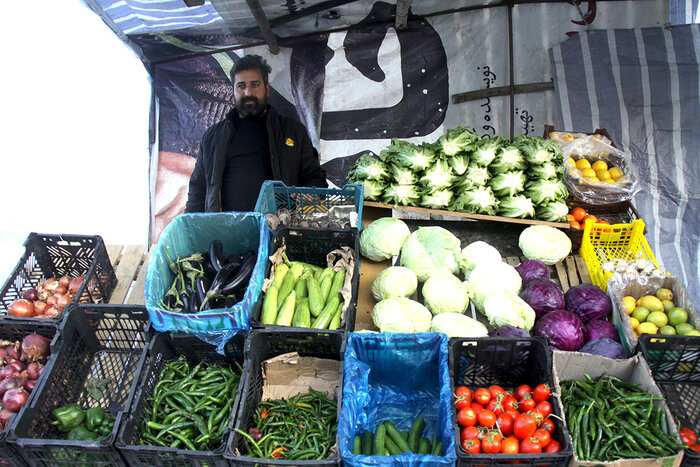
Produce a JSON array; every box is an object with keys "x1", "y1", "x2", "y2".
[
  {"x1": 622, "y1": 287, "x2": 698, "y2": 337},
  {"x1": 567, "y1": 157, "x2": 624, "y2": 184}
]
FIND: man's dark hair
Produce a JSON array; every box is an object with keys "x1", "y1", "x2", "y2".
[{"x1": 232, "y1": 54, "x2": 272, "y2": 85}]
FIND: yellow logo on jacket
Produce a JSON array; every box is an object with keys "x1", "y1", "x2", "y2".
[{"x1": 285, "y1": 138, "x2": 294, "y2": 146}]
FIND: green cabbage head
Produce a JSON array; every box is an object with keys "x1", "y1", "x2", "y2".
[
  {"x1": 399, "y1": 227, "x2": 461, "y2": 282},
  {"x1": 518, "y1": 225, "x2": 572, "y2": 265},
  {"x1": 431, "y1": 313, "x2": 488, "y2": 338},
  {"x1": 422, "y1": 271, "x2": 470, "y2": 314},
  {"x1": 371, "y1": 297, "x2": 432, "y2": 333},
  {"x1": 371, "y1": 266, "x2": 417, "y2": 300},
  {"x1": 360, "y1": 217, "x2": 410, "y2": 261},
  {"x1": 468, "y1": 261, "x2": 522, "y2": 312},
  {"x1": 459, "y1": 241, "x2": 502, "y2": 280}
]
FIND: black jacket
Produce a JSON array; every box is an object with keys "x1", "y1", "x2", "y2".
[{"x1": 185, "y1": 106, "x2": 327, "y2": 213}]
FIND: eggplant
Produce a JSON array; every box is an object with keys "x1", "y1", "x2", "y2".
[
  {"x1": 221, "y1": 253, "x2": 256, "y2": 296},
  {"x1": 199, "y1": 262, "x2": 238, "y2": 310},
  {"x1": 209, "y1": 240, "x2": 225, "y2": 273}
]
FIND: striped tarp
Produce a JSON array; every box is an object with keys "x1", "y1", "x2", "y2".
[
  {"x1": 670, "y1": 0, "x2": 700, "y2": 25},
  {"x1": 549, "y1": 25, "x2": 700, "y2": 304}
]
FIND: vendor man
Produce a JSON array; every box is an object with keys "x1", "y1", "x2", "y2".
[{"x1": 185, "y1": 54, "x2": 327, "y2": 213}]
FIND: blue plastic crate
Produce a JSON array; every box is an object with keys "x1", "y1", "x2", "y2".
[
  {"x1": 145, "y1": 212, "x2": 269, "y2": 350},
  {"x1": 254, "y1": 181, "x2": 364, "y2": 231}
]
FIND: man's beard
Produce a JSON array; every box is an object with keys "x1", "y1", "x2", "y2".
[{"x1": 236, "y1": 96, "x2": 267, "y2": 118}]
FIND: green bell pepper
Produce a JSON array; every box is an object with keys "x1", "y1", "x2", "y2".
[
  {"x1": 85, "y1": 407, "x2": 105, "y2": 431},
  {"x1": 52, "y1": 404, "x2": 85, "y2": 433},
  {"x1": 67, "y1": 426, "x2": 98, "y2": 441}
]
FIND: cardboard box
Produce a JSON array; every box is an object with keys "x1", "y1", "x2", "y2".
[
  {"x1": 261, "y1": 352, "x2": 340, "y2": 400},
  {"x1": 607, "y1": 275, "x2": 700, "y2": 355},
  {"x1": 552, "y1": 351, "x2": 684, "y2": 467}
]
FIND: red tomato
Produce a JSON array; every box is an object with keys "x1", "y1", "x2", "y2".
[
  {"x1": 541, "y1": 418, "x2": 556, "y2": 434},
  {"x1": 532, "y1": 428, "x2": 551, "y2": 448},
  {"x1": 455, "y1": 386, "x2": 472, "y2": 400},
  {"x1": 471, "y1": 402, "x2": 484, "y2": 415},
  {"x1": 690, "y1": 444, "x2": 700, "y2": 452},
  {"x1": 474, "y1": 388, "x2": 491, "y2": 405},
  {"x1": 535, "y1": 401, "x2": 552, "y2": 419},
  {"x1": 532, "y1": 384, "x2": 551, "y2": 403},
  {"x1": 461, "y1": 426, "x2": 479, "y2": 442},
  {"x1": 520, "y1": 437, "x2": 543, "y2": 453},
  {"x1": 488, "y1": 385, "x2": 505, "y2": 400},
  {"x1": 497, "y1": 413, "x2": 514, "y2": 436},
  {"x1": 518, "y1": 396, "x2": 536, "y2": 413},
  {"x1": 478, "y1": 410, "x2": 497, "y2": 428},
  {"x1": 515, "y1": 385, "x2": 532, "y2": 400},
  {"x1": 502, "y1": 396, "x2": 518, "y2": 412},
  {"x1": 680, "y1": 427, "x2": 698, "y2": 446},
  {"x1": 501, "y1": 436, "x2": 520, "y2": 454},
  {"x1": 486, "y1": 399, "x2": 504, "y2": 416},
  {"x1": 462, "y1": 438, "x2": 481, "y2": 454},
  {"x1": 481, "y1": 434, "x2": 502, "y2": 454},
  {"x1": 544, "y1": 439, "x2": 562, "y2": 453},
  {"x1": 513, "y1": 413, "x2": 538, "y2": 440},
  {"x1": 458, "y1": 407, "x2": 478, "y2": 427},
  {"x1": 528, "y1": 409, "x2": 545, "y2": 426},
  {"x1": 505, "y1": 409, "x2": 520, "y2": 421}
]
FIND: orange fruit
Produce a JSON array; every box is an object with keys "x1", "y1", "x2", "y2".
[
  {"x1": 571, "y1": 207, "x2": 587, "y2": 223},
  {"x1": 584, "y1": 214, "x2": 598, "y2": 225},
  {"x1": 570, "y1": 220, "x2": 582, "y2": 230}
]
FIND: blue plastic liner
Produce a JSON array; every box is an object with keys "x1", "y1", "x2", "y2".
[
  {"x1": 145, "y1": 212, "x2": 269, "y2": 352},
  {"x1": 339, "y1": 332, "x2": 456, "y2": 467}
]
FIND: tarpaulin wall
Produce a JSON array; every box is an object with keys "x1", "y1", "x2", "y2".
[
  {"x1": 143, "y1": 1, "x2": 668, "y2": 239},
  {"x1": 549, "y1": 24, "x2": 700, "y2": 305}
]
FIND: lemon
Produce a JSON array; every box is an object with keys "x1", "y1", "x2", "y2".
[
  {"x1": 629, "y1": 317, "x2": 640, "y2": 330},
  {"x1": 675, "y1": 323, "x2": 695, "y2": 335},
  {"x1": 596, "y1": 170, "x2": 613, "y2": 181},
  {"x1": 662, "y1": 300, "x2": 675, "y2": 312},
  {"x1": 609, "y1": 167, "x2": 624, "y2": 180},
  {"x1": 647, "y1": 311, "x2": 668, "y2": 328},
  {"x1": 668, "y1": 307, "x2": 688, "y2": 326},
  {"x1": 581, "y1": 168, "x2": 597, "y2": 178},
  {"x1": 656, "y1": 288, "x2": 673, "y2": 301},
  {"x1": 639, "y1": 295, "x2": 664, "y2": 313},
  {"x1": 659, "y1": 325, "x2": 676, "y2": 335},
  {"x1": 567, "y1": 157, "x2": 576, "y2": 167},
  {"x1": 636, "y1": 297, "x2": 643, "y2": 306},
  {"x1": 637, "y1": 322, "x2": 659, "y2": 335},
  {"x1": 621, "y1": 296, "x2": 637, "y2": 315},
  {"x1": 576, "y1": 158, "x2": 592, "y2": 170},
  {"x1": 631, "y1": 306, "x2": 650, "y2": 322},
  {"x1": 592, "y1": 160, "x2": 609, "y2": 172}
]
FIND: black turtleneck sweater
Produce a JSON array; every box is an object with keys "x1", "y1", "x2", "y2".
[{"x1": 220, "y1": 112, "x2": 273, "y2": 212}]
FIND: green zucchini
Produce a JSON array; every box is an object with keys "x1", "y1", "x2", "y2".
[
  {"x1": 274, "y1": 290, "x2": 296, "y2": 326},
  {"x1": 307, "y1": 277, "x2": 323, "y2": 317},
  {"x1": 312, "y1": 296, "x2": 340, "y2": 330},
  {"x1": 260, "y1": 286, "x2": 278, "y2": 324}
]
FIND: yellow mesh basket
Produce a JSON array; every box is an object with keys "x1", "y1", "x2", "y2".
[{"x1": 580, "y1": 218, "x2": 661, "y2": 291}]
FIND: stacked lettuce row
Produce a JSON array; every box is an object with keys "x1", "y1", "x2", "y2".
[{"x1": 346, "y1": 127, "x2": 569, "y2": 221}]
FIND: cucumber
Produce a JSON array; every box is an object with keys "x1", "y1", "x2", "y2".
[
  {"x1": 383, "y1": 420, "x2": 411, "y2": 454},
  {"x1": 361, "y1": 431, "x2": 373, "y2": 456},
  {"x1": 373, "y1": 423, "x2": 386, "y2": 455},
  {"x1": 260, "y1": 286, "x2": 278, "y2": 324},
  {"x1": 271, "y1": 263, "x2": 288, "y2": 289},
  {"x1": 431, "y1": 441, "x2": 443, "y2": 456},
  {"x1": 418, "y1": 437, "x2": 431, "y2": 455},
  {"x1": 408, "y1": 417, "x2": 425, "y2": 453},
  {"x1": 274, "y1": 290, "x2": 296, "y2": 326},
  {"x1": 353, "y1": 435, "x2": 361, "y2": 455},
  {"x1": 384, "y1": 436, "x2": 401, "y2": 456},
  {"x1": 311, "y1": 296, "x2": 340, "y2": 330},
  {"x1": 307, "y1": 277, "x2": 323, "y2": 317}
]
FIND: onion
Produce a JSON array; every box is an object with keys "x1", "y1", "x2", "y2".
[
  {"x1": 3, "y1": 388, "x2": 29, "y2": 412},
  {"x1": 0, "y1": 366, "x2": 16, "y2": 380},
  {"x1": 42, "y1": 278, "x2": 59, "y2": 291},
  {"x1": 57, "y1": 295, "x2": 72, "y2": 309},
  {"x1": 68, "y1": 276, "x2": 85, "y2": 295},
  {"x1": 7, "y1": 299, "x2": 34, "y2": 318},
  {"x1": 22, "y1": 289, "x2": 38, "y2": 301},
  {"x1": 6, "y1": 343, "x2": 20, "y2": 361},
  {"x1": 0, "y1": 377, "x2": 23, "y2": 398},
  {"x1": 23, "y1": 380, "x2": 36, "y2": 392},
  {"x1": 37, "y1": 365, "x2": 46, "y2": 378},
  {"x1": 21, "y1": 335, "x2": 51, "y2": 362},
  {"x1": 34, "y1": 301, "x2": 47, "y2": 314},
  {"x1": 0, "y1": 348, "x2": 7, "y2": 361},
  {"x1": 26, "y1": 362, "x2": 42, "y2": 380},
  {"x1": 44, "y1": 307, "x2": 61, "y2": 318},
  {"x1": 8, "y1": 361, "x2": 24, "y2": 373},
  {"x1": 53, "y1": 286, "x2": 67, "y2": 296},
  {"x1": 0, "y1": 409, "x2": 14, "y2": 427},
  {"x1": 33, "y1": 314, "x2": 48, "y2": 319},
  {"x1": 38, "y1": 289, "x2": 52, "y2": 302},
  {"x1": 58, "y1": 276, "x2": 71, "y2": 288}
]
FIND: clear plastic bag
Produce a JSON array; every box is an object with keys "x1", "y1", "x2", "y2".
[{"x1": 562, "y1": 136, "x2": 639, "y2": 204}]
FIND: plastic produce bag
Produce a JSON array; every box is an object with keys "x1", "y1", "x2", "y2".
[
  {"x1": 562, "y1": 136, "x2": 639, "y2": 204},
  {"x1": 339, "y1": 332, "x2": 456, "y2": 467},
  {"x1": 145, "y1": 212, "x2": 269, "y2": 352}
]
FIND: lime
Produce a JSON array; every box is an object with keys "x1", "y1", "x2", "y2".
[
  {"x1": 656, "y1": 288, "x2": 673, "y2": 301},
  {"x1": 668, "y1": 308, "x2": 688, "y2": 326},
  {"x1": 662, "y1": 300, "x2": 675, "y2": 312},
  {"x1": 675, "y1": 323, "x2": 695, "y2": 335},
  {"x1": 637, "y1": 322, "x2": 659, "y2": 335},
  {"x1": 647, "y1": 311, "x2": 668, "y2": 328},
  {"x1": 686, "y1": 330, "x2": 700, "y2": 336},
  {"x1": 631, "y1": 306, "x2": 650, "y2": 322},
  {"x1": 659, "y1": 325, "x2": 676, "y2": 335}
]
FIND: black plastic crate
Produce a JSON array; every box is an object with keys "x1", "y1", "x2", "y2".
[
  {"x1": 116, "y1": 331, "x2": 246, "y2": 467},
  {"x1": 638, "y1": 335, "x2": 700, "y2": 466},
  {"x1": 8, "y1": 305, "x2": 150, "y2": 466},
  {"x1": 0, "y1": 320, "x2": 61, "y2": 467},
  {"x1": 0, "y1": 233, "x2": 117, "y2": 323},
  {"x1": 449, "y1": 338, "x2": 573, "y2": 467},
  {"x1": 226, "y1": 329, "x2": 344, "y2": 466},
  {"x1": 250, "y1": 227, "x2": 360, "y2": 333}
]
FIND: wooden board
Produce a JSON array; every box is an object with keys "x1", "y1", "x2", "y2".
[
  {"x1": 107, "y1": 244, "x2": 148, "y2": 305},
  {"x1": 363, "y1": 201, "x2": 570, "y2": 229}
]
